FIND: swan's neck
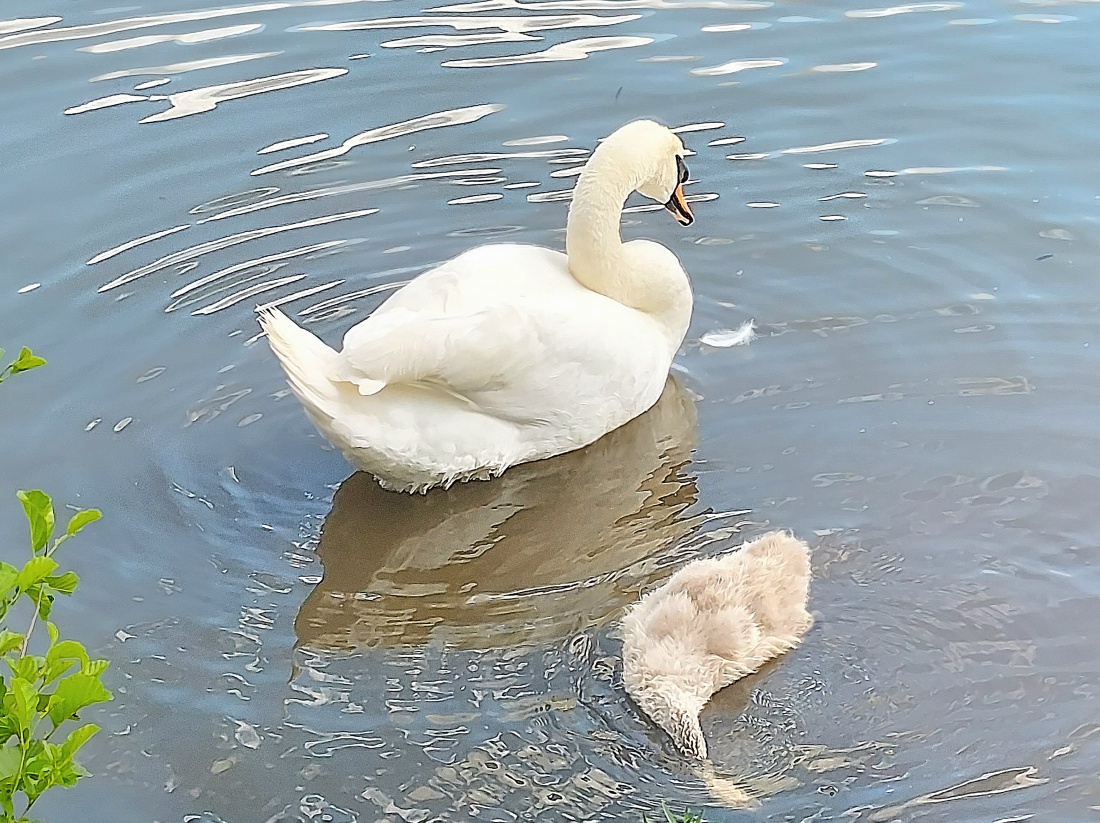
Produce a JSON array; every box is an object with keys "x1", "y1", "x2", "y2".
[
  {"x1": 564, "y1": 148, "x2": 693, "y2": 355},
  {"x1": 565, "y1": 154, "x2": 638, "y2": 306}
]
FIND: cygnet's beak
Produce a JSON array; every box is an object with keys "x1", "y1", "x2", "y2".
[{"x1": 664, "y1": 183, "x2": 694, "y2": 226}]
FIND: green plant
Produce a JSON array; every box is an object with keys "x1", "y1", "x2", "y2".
[
  {"x1": 0, "y1": 349, "x2": 46, "y2": 386},
  {"x1": 0, "y1": 348, "x2": 112, "y2": 821},
  {"x1": 643, "y1": 805, "x2": 705, "y2": 823}
]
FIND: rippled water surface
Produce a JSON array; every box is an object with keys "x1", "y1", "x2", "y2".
[{"x1": 2, "y1": 0, "x2": 1099, "y2": 819}]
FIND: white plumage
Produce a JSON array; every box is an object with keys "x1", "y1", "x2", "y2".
[
  {"x1": 259, "y1": 120, "x2": 697, "y2": 492},
  {"x1": 621, "y1": 531, "x2": 813, "y2": 759}
]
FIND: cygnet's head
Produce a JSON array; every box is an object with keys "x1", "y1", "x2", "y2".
[
  {"x1": 599, "y1": 120, "x2": 695, "y2": 226},
  {"x1": 636, "y1": 679, "x2": 709, "y2": 759},
  {"x1": 667, "y1": 703, "x2": 708, "y2": 759}
]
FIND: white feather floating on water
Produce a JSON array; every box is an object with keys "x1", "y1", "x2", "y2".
[{"x1": 699, "y1": 319, "x2": 756, "y2": 348}]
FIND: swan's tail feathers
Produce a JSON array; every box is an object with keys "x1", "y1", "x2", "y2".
[{"x1": 257, "y1": 307, "x2": 342, "y2": 415}]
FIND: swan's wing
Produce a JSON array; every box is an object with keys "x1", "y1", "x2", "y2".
[
  {"x1": 331, "y1": 303, "x2": 541, "y2": 396},
  {"x1": 331, "y1": 297, "x2": 668, "y2": 426},
  {"x1": 366, "y1": 244, "x2": 574, "y2": 320}
]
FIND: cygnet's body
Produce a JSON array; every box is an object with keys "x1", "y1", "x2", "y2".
[
  {"x1": 259, "y1": 120, "x2": 696, "y2": 493},
  {"x1": 621, "y1": 531, "x2": 813, "y2": 759}
]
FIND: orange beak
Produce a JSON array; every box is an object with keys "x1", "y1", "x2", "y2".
[{"x1": 664, "y1": 183, "x2": 694, "y2": 226}]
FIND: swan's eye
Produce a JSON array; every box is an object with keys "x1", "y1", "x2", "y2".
[{"x1": 675, "y1": 155, "x2": 689, "y2": 184}]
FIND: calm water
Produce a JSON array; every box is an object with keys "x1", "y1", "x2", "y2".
[{"x1": 2, "y1": 0, "x2": 1099, "y2": 819}]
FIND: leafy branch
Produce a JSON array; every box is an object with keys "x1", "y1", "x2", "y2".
[{"x1": 0, "y1": 348, "x2": 111, "y2": 822}]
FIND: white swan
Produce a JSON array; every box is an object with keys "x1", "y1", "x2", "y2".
[
  {"x1": 621, "y1": 531, "x2": 814, "y2": 759},
  {"x1": 259, "y1": 120, "x2": 695, "y2": 492}
]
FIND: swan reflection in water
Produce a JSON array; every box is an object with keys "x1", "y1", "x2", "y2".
[
  {"x1": 295, "y1": 378, "x2": 710, "y2": 650},
  {"x1": 290, "y1": 379, "x2": 820, "y2": 811}
]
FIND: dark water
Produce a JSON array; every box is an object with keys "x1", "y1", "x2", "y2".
[{"x1": 2, "y1": 0, "x2": 1099, "y2": 819}]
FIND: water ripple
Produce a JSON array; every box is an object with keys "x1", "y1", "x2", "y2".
[
  {"x1": 811, "y1": 61, "x2": 877, "y2": 72},
  {"x1": 782, "y1": 137, "x2": 893, "y2": 154},
  {"x1": 691, "y1": 57, "x2": 787, "y2": 76},
  {"x1": 382, "y1": 30, "x2": 538, "y2": 48},
  {"x1": 170, "y1": 241, "x2": 345, "y2": 302},
  {"x1": 304, "y1": 12, "x2": 642, "y2": 34},
  {"x1": 78, "y1": 23, "x2": 263, "y2": 54},
  {"x1": 66, "y1": 67, "x2": 347, "y2": 121},
  {"x1": 206, "y1": 170, "x2": 503, "y2": 222},
  {"x1": 140, "y1": 68, "x2": 347, "y2": 123},
  {"x1": 503, "y1": 134, "x2": 569, "y2": 146},
  {"x1": 90, "y1": 52, "x2": 279, "y2": 82},
  {"x1": 448, "y1": 192, "x2": 504, "y2": 204},
  {"x1": 258, "y1": 133, "x2": 329, "y2": 154},
  {"x1": 413, "y1": 147, "x2": 589, "y2": 167},
  {"x1": 251, "y1": 104, "x2": 506, "y2": 175},
  {"x1": 96, "y1": 209, "x2": 377, "y2": 292},
  {"x1": 64, "y1": 93, "x2": 152, "y2": 115},
  {"x1": 442, "y1": 35, "x2": 654, "y2": 67},
  {"x1": 0, "y1": 0, "x2": 433, "y2": 51},
  {"x1": 866, "y1": 766, "x2": 1048, "y2": 821},
  {"x1": 86, "y1": 225, "x2": 191, "y2": 266},
  {"x1": 432, "y1": 0, "x2": 774, "y2": 11},
  {"x1": 0, "y1": 17, "x2": 62, "y2": 35},
  {"x1": 193, "y1": 273, "x2": 308, "y2": 315},
  {"x1": 846, "y1": 2, "x2": 963, "y2": 17}
]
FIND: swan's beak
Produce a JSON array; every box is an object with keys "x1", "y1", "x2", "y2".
[{"x1": 664, "y1": 184, "x2": 694, "y2": 226}]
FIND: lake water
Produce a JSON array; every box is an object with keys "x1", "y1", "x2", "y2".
[{"x1": 2, "y1": 0, "x2": 1099, "y2": 820}]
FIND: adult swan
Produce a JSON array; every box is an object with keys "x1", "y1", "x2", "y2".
[{"x1": 259, "y1": 120, "x2": 696, "y2": 492}]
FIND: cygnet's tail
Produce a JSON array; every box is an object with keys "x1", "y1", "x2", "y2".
[{"x1": 257, "y1": 307, "x2": 341, "y2": 420}]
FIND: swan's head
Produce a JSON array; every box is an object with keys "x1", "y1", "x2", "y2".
[{"x1": 600, "y1": 120, "x2": 694, "y2": 226}]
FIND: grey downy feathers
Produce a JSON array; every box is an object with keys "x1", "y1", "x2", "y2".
[{"x1": 621, "y1": 530, "x2": 813, "y2": 759}]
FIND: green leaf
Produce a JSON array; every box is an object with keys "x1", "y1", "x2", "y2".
[
  {"x1": 65, "y1": 509, "x2": 101, "y2": 537},
  {"x1": 16, "y1": 491, "x2": 54, "y2": 554},
  {"x1": 0, "y1": 565, "x2": 17, "y2": 600},
  {"x1": 21, "y1": 738, "x2": 48, "y2": 775},
  {"x1": 45, "y1": 571, "x2": 78, "y2": 596},
  {"x1": 0, "y1": 632, "x2": 23, "y2": 656},
  {"x1": 15, "y1": 557, "x2": 58, "y2": 593},
  {"x1": 28, "y1": 586, "x2": 55, "y2": 621},
  {"x1": 43, "y1": 640, "x2": 87, "y2": 685},
  {"x1": 10, "y1": 347, "x2": 46, "y2": 374},
  {"x1": 58, "y1": 723, "x2": 97, "y2": 759},
  {"x1": 0, "y1": 745, "x2": 20, "y2": 781},
  {"x1": 80, "y1": 659, "x2": 109, "y2": 678},
  {"x1": 46, "y1": 674, "x2": 111, "y2": 727},
  {"x1": 18, "y1": 739, "x2": 50, "y2": 805},
  {"x1": 46, "y1": 640, "x2": 88, "y2": 669},
  {"x1": 6, "y1": 655, "x2": 38, "y2": 683},
  {"x1": 9, "y1": 677, "x2": 40, "y2": 733}
]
